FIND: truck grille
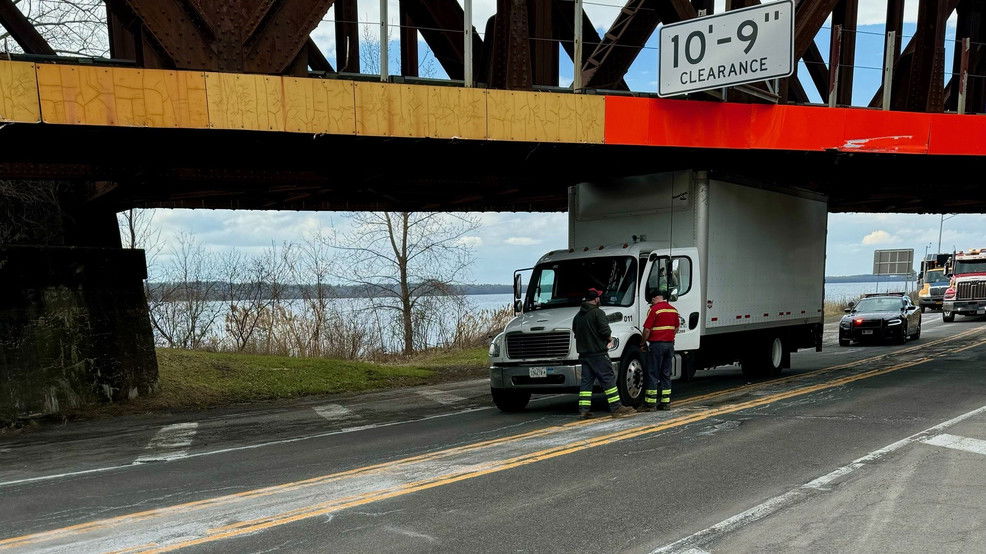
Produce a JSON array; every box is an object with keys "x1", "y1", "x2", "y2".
[
  {"x1": 505, "y1": 332, "x2": 570, "y2": 359},
  {"x1": 930, "y1": 285, "x2": 948, "y2": 297},
  {"x1": 956, "y1": 281, "x2": 986, "y2": 300}
]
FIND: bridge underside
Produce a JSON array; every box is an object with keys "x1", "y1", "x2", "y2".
[{"x1": 0, "y1": 122, "x2": 983, "y2": 214}]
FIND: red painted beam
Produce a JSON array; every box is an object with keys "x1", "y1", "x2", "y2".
[{"x1": 604, "y1": 96, "x2": 986, "y2": 156}]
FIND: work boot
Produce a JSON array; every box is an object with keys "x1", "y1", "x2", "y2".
[
  {"x1": 579, "y1": 411, "x2": 594, "y2": 420},
  {"x1": 611, "y1": 405, "x2": 636, "y2": 418},
  {"x1": 658, "y1": 402, "x2": 671, "y2": 411},
  {"x1": 636, "y1": 404, "x2": 657, "y2": 413}
]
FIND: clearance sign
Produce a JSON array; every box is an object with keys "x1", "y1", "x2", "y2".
[{"x1": 658, "y1": 0, "x2": 794, "y2": 97}]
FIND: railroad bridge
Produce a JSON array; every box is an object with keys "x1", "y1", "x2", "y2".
[{"x1": 1, "y1": 0, "x2": 985, "y2": 417}]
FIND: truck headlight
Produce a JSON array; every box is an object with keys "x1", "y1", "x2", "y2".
[
  {"x1": 608, "y1": 337, "x2": 620, "y2": 351},
  {"x1": 489, "y1": 334, "x2": 502, "y2": 357}
]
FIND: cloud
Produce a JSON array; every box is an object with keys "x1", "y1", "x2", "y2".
[
  {"x1": 505, "y1": 237, "x2": 541, "y2": 246},
  {"x1": 861, "y1": 230, "x2": 896, "y2": 245},
  {"x1": 456, "y1": 236, "x2": 483, "y2": 247}
]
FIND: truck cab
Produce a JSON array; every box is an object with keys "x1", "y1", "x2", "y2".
[
  {"x1": 942, "y1": 249, "x2": 986, "y2": 321},
  {"x1": 488, "y1": 242, "x2": 700, "y2": 411}
]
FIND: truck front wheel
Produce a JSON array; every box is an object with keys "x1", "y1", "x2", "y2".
[
  {"x1": 617, "y1": 345, "x2": 645, "y2": 407},
  {"x1": 741, "y1": 335, "x2": 785, "y2": 379},
  {"x1": 491, "y1": 388, "x2": 531, "y2": 412}
]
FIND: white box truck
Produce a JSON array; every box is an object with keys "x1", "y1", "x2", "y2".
[{"x1": 488, "y1": 170, "x2": 827, "y2": 411}]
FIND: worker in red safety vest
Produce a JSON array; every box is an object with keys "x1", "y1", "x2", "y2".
[{"x1": 639, "y1": 292, "x2": 680, "y2": 411}]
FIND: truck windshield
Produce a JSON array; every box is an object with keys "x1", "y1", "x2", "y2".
[
  {"x1": 953, "y1": 259, "x2": 986, "y2": 275},
  {"x1": 526, "y1": 256, "x2": 637, "y2": 310},
  {"x1": 925, "y1": 269, "x2": 948, "y2": 285}
]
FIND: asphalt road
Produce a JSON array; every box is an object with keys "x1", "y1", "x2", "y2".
[{"x1": 2, "y1": 312, "x2": 986, "y2": 553}]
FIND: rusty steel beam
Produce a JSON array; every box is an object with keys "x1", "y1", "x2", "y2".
[
  {"x1": 831, "y1": 0, "x2": 857, "y2": 105},
  {"x1": 583, "y1": 0, "x2": 696, "y2": 91},
  {"x1": 902, "y1": 0, "x2": 949, "y2": 112},
  {"x1": 870, "y1": 0, "x2": 960, "y2": 110},
  {"x1": 530, "y1": 0, "x2": 557, "y2": 86},
  {"x1": 399, "y1": 1, "x2": 418, "y2": 77},
  {"x1": 945, "y1": 0, "x2": 986, "y2": 112},
  {"x1": 242, "y1": 1, "x2": 335, "y2": 74},
  {"x1": 0, "y1": 0, "x2": 55, "y2": 55},
  {"x1": 335, "y1": 0, "x2": 359, "y2": 73},
  {"x1": 401, "y1": 0, "x2": 483, "y2": 81},
  {"x1": 488, "y1": 0, "x2": 532, "y2": 90},
  {"x1": 552, "y1": 0, "x2": 627, "y2": 90}
]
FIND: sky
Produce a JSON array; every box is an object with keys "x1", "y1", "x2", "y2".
[{"x1": 133, "y1": 1, "x2": 986, "y2": 283}]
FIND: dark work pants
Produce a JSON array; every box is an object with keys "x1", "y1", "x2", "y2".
[
  {"x1": 645, "y1": 341, "x2": 674, "y2": 405},
  {"x1": 578, "y1": 353, "x2": 621, "y2": 413}
]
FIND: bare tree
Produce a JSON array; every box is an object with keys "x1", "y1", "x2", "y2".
[
  {"x1": 328, "y1": 212, "x2": 479, "y2": 356},
  {"x1": 0, "y1": 0, "x2": 108, "y2": 57},
  {"x1": 147, "y1": 232, "x2": 220, "y2": 349}
]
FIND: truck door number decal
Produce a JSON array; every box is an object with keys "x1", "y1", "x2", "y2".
[{"x1": 624, "y1": 315, "x2": 633, "y2": 322}]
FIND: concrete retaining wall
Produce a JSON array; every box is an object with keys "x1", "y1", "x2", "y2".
[{"x1": 0, "y1": 246, "x2": 158, "y2": 419}]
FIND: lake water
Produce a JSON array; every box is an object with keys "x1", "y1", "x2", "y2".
[{"x1": 470, "y1": 282, "x2": 917, "y2": 310}]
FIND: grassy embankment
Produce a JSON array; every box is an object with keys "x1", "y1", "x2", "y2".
[{"x1": 73, "y1": 347, "x2": 489, "y2": 417}]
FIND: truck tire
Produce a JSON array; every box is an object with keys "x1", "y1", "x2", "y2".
[
  {"x1": 920, "y1": 306, "x2": 926, "y2": 313},
  {"x1": 617, "y1": 345, "x2": 645, "y2": 407},
  {"x1": 491, "y1": 388, "x2": 531, "y2": 412},
  {"x1": 943, "y1": 310, "x2": 955, "y2": 322},
  {"x1": 679, "y1": 353, "x2": 698, "y2": 382},
  {"x1": 741, "y1": 335, "x2": 785, "y2": 379},
  {"x1": 912, "y1": 320, "x2": 921, "y2": 340}
]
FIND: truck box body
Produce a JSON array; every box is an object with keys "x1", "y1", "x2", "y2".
[
  {"x1": 570, "y1": 171, "x2": 826, "y2": 337},
  {"x1": 488, "y1": 170, "x2": 827, "y2": 411}
]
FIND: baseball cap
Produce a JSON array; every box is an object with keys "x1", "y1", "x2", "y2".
[{"x1": 585, "y1": 288, "x2": 604, "y2": 300}]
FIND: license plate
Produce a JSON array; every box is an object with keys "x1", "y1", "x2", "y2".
[
  {"x1": 529, "y1": 367, "x2": 548, "y2": 378},
  {"x1": 862, "y1": 330, "x2": 874, "y2": 335}
]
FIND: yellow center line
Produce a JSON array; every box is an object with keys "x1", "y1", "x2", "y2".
[
  {"x1": 2, "y1": 330, "x2": 983, "y2": 552},
  {"x1": 146, "y1": 346, "x2": 986, "y2": 553}
]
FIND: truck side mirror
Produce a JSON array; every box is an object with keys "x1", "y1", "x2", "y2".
[
  {"x1": 513, "y1": 299, "x2": 523, "y2": 314},
  {"x1": 513, "y1": 273, "x2": 523, "y2": 300}
]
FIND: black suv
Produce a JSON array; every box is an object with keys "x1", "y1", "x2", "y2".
[{"x1": 839, "y1": 293, "x2": 922, "y2": 346}]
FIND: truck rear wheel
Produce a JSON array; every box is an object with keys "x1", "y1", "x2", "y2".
[
  {"x1": 741, "y1": 335, "x2": 785, "y2": 379},
  {"x1": 617, "y1": 345, "x2": 645, "y2": 407},
  {"x1": 491, "y1": 388, "x2": 531, "y2": 412}
]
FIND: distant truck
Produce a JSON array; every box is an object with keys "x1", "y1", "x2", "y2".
[
  {"x1": 487, "y1": 170, "x2": 827, "y2": 411},
  {"x1": 918, "y1": 253, "x2": 952, "y2": 312},
  {"x1": 943, "y1": 249, "x2": 986, "y2": 321}
]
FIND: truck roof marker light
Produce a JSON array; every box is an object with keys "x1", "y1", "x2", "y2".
[
  {"x1": 711, "y1": 317, "x2": 718, "y2": 322},
  {"x1": 583, "y1": 247, "x2": 589, "y2": 251},
  {"x1": 598, "y1": 245, "x2": 604, "y2": 250},
  {"x1": 736, "y1": 315, "x2": 742, "y2": 319},
  {"x1": 623, "y1": 243, "x2": 628, "y2": 248},
  {"x1": 763, "y1": 313, "x2": 769, "y2": 317}
]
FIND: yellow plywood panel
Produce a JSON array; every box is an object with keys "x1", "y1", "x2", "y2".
[
  {"x1": 37, "y1": 65, "x2": 208, "y2": 128},
  {"x1": 110, "y1": 69, "x2": 208, "y2": 128},
  {"x1": 205, "y1": 72, "x2": 285, "y2": 131},
  {"x1": 354, "y1": 82, "x2": 430, "y2": 138},
  {"x1": 38, "y1": 64, "x2": 115, "y2": 125},
  {"x1": 282, "y1": 77, "x2": 356, "y2": 134},
  {"x1": 0, "y1": 61, "x2": 40, "y2": 122},
  {"x1": 487, "y1": 90, "x2": 604, "y2": 143},
  {"x1": 576, "y1": 94, "x2": 605, "y2": 143},
  {"x1": 427, "y1": 86, "x2": 486, "y2": 139}
]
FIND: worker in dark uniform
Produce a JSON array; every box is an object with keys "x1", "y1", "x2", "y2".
[
  {"x1": 639, "y1": 292, "x2": 680, "y2": 411},
  {"x1": 572, "y1": 288, "x2": 637, "y2": 420}
]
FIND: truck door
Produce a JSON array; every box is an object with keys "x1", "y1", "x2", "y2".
[{"x1": 642, "y1": 254, "x2": 701, "y2": 351}]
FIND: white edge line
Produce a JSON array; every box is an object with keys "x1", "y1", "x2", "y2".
[
  {"x1": 652, "y1": 402, "x2": 986, "y2": 554},
  {"x1": 0, "y1": 397, "x2": 567, "y2": 489}
]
